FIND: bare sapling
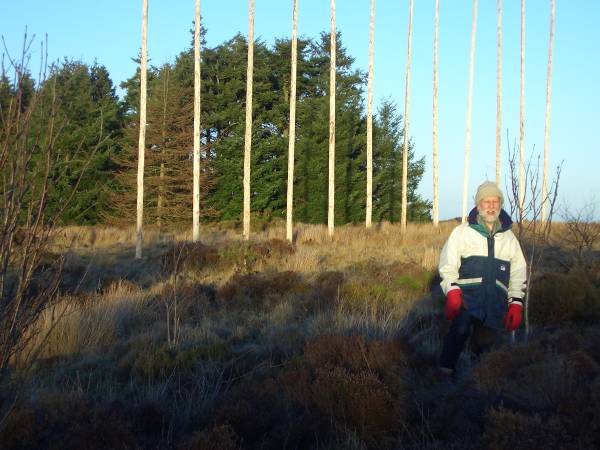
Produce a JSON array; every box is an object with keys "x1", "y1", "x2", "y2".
[
  {"x1": 0, "y1": 33, "x2": 105, "y2": 429},
  {"x1": 162, "y1": 244, "x2": 185, "y2": 349},
  {"x1": 505, "y1": 138, "x2": 562, "y2": 339},
  {"x1": 560, "y1": 201, "x2": 600, "y2": 267}
]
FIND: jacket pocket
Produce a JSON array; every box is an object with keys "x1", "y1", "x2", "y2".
[{"x1": 494, "y1": 259, "x2": 510, "y2": 296}]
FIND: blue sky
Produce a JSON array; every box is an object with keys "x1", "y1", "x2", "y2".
[{"x1": 2, "y1": 0, "x2": 598, "y2": 220}]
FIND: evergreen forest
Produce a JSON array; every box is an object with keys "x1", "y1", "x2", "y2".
[{"x1": 0, "y1": 30, "x2": 431, "y2": 228}]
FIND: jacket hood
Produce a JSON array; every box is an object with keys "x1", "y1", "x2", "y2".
[{"x1": 467, "y1": 207, "x2": 513, "y2": 233}]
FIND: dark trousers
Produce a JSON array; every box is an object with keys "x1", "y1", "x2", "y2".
[{"x1": 440, "y1": 308, "x2": 499, "y2": 371}]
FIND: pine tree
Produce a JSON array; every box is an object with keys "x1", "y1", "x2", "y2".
[
  {"x1": 373, "y1": 100, "x2": 429, "y2": 223},
  {"x1": 34, "y1": 61, "x2": 122, "y2": 224},
  {"x1": 115, "y1": 29, "x2": 431, "y2": 227},
  {"x1": 110, "y1": 63, "x2": 214, "y2": 227}
]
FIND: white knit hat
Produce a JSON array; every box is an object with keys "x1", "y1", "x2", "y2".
[{"x1": 475, "y1": 181, "x2": 504, "y2": 206}]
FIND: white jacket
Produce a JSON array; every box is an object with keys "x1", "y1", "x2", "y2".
[{"x1": 438, "y1": 208, "x2": 527, "y2": 328}]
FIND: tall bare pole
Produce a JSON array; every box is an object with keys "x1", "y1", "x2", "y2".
[
  {"x1": 365, "y1": 0, "x2": 375, "y2": 228},
  {"x1": 401, "y1": 0, "x2": 413, "y2": 234},
  {"x1": 496, "y1": 0, "x2": 502, "y2": 185},
  {"x1": 461, "y1": 0, "x2": 478, "y2": 224},
  {"x1": 243, "y1": 0, "x2": 255, "y2": 240},
  {"x1": 136, "y1": 0, "x2": 148, "y2": 259},
  {"x1": 328, "y1": 0, "x2": 336, "y2": 237},
  {"x1": 518, "y1": 0, "x2": 525, "y2": 215},
  {"x1": 286, "y1": 0, "x2": 299, "y2": 242},
  {"x1": 432, "y1": 0, "x2": 439, "y2": 227},
  {"x1": 193, "y1": 0, "x2": 202, "y2": 242},
  {"x1": 541, "y1": 0, "x2": 555, "y2": 223}
]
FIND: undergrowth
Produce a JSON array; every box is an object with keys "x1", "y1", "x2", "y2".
[{"x1": 1, "y1": 223, "x2": 599, "y2": 449}]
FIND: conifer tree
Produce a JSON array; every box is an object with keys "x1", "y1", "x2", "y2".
[{"x1": 34, "y1": 61, "x2": 122, "y2": 224}]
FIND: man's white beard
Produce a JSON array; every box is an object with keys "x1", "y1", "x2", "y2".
[{"x1": 479, "y1": 210, "x2": 500, "y2": 224}]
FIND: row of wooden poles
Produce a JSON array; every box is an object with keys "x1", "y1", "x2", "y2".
[{"x1": 134, "y1": 0, "x2": 555, "y2": 259}]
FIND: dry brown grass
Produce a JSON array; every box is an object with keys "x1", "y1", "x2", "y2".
[
  {"x1": 52, "y1": 221, "x2": 454, "y2": 272},
  {"x1": 34, "y1": 280, "x2": 151, "y2": 360},
  {"x1": 31, "y1": 221, "x2": 453, "y2": 370}
]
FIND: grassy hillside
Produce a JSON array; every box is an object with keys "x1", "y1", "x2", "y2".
[{"x1": 2, "y1": 221, "x2": 599, "y2": 449}]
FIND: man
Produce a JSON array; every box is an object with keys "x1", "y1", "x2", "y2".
[{"x1": 438, "y1": 181, "x2": 527, "y2": 375}]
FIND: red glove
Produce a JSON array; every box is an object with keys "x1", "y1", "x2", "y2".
[
  {"x1": 445, "y1": 289, "x2": 462, "y2": 321},
  {"x1": 504, "y1": 302, "x2": 523, "y2": 331}
]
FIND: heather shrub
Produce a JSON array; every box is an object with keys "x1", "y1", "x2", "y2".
[
  {"x1": 185, "y1": 424, "x2": 241, "y2": 450},
  {"x1": 279, "y1": 336, "x2": 410, "y2": 445},
  {"x1": 476, "y1": 343, "x2": 600, "y2": 413},
  {"x1": 557, "y1": 377, "x2": 600, "y2": 448},
  {"x1": 304, "y1": 335, "x2": 409, "y2": 378},
  {"x1": 131, "y1": 344, "x2": 178, "y2": 380},
  {"x1": 0, "y1": 392, "x2": 138, "y2": 450},
  {"x1": 537, "y1": 324, "x2": 586, "y2": 354},
  {"x1": 212, "y1": 376, "x2": 296, "y2": 447},
  {"x1": 484, "y1": 407, "x2": 570, "y2": 450},
  {"x1": 128, "y1": 343, "x2": 233, "y2": 381},
  {"x1": 0, "y1": 405, "x2": 39, "y2": 449},
  {"x1": 565, "y1": 349, "x2": 600, "y2": 380},
  {"x1": 160, "y1": 241, "x2": 220, "y2": 273},
  {"x1": 305, "y1": 271, "x2": 345, "y2": 314},
  {"x1": 216, "y1": 271, "x2": 309, "y2": 310},
  {"x1": 529, "y1": 268, "x2": 600, "y2": 325},
  {"x1": 311, "y1": 367, "x2": 396, "y2": 442},
  {"x1": 305, "y1": 335, "x2": 371, "y2": 372},
  {"x1": 215, "y1": 238, "x2": 291, "y2": 273},
  {"x1": 340, "y1": 281, "x2": 391, "y2": 309},
  {"x1": 401, "y1": 309, "x2": 445, "y2": 364},
  {"x1": 315, "y1": 271, "x2": 345, "y2": 298},
  {"x1": 158, "y1": 281, "x2": 216, "y2": 323},
  {"x1": 250, "y1": 238, "x2": 294, "y2": 259},
  {"x1": 581, "y1": 327, "x2": 600, "y2": 364},
  {"x1": 473, "y1": 343, "x2": 546, "y2": 393}
]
